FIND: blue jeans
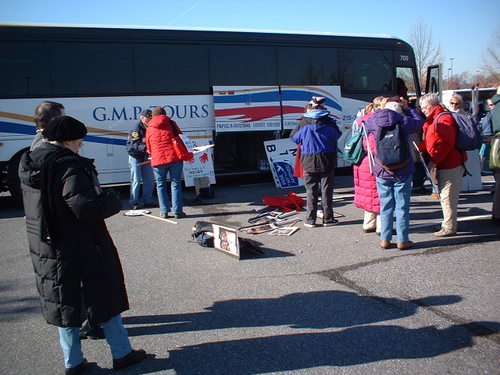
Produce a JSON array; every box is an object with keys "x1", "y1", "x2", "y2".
[
  {"x1": 129, "y1": 156, "x2": 155, "y2": 205},
  {"x1": 153, "y1": 161, "x2": 183, "y2": 215},
  {"x1": 58, "y1": 314, "x2": 132, "y2": 369},
  {"x1": 376, "y1": 175, "x2": 412, "y2": 243}
]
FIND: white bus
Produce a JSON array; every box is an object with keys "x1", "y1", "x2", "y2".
[
  {"x1": 441, "y1": 87, "x2": 497, "y2": 113},
  {"x1": 0, "y1": 24, "x2": 421, "y2": 200}
]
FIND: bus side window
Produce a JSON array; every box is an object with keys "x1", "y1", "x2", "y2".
[{"x1": 338, "y1": 48, "x2": 393, "y2": 92}]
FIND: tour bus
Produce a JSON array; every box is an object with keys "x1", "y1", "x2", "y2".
[{"x1": 0, "y1": 24, "x2": 421, "y2": 199}]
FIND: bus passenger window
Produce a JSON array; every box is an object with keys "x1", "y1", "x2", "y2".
[
  {"x1": 338, "y1": 49, "x2": 393, "y2": 92},
  {"x1": 135, "y1": 44, "x2": 209, "y2": 94},
  {"x1": 209, "y1": 45, "x2": 277, "y2": 86},
  {"x1": 277, "y1": 47, "x2": 338, "y2": 86},
  {"x1": 0, "y1": 42, "x2": 51, "y2": 97},
  {"x1": 51, "y1": 43, "x2": 134, "y2": 95}
]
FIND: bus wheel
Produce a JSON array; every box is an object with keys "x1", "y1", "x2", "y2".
[{"x1": 7, "y1": 151, "x2": 24, "y2": 205}]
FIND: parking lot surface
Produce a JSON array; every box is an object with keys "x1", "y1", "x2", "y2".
[{"x1": 0, "y1": 174, "x2": 499, "y2": 374}]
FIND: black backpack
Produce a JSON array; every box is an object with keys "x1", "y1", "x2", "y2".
[
  {"x1": 191, "y1": 221, "x2": 214, "y2": 247},
  {"x1": 376, "y1": 121, "x2": 410, "y2": 170}
]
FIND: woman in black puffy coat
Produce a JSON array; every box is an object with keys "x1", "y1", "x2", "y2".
[{"x1": 19, "y1": 116, "x2": 146, "y2": 374}]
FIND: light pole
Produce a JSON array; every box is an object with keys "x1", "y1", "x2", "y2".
[{"x1": 450, "y1": 57, "x2": 454, "y2": 78}]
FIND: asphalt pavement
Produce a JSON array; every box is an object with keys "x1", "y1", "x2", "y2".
[{"x1": 0, "y1": 173, "x2": 499, "y2": 375}]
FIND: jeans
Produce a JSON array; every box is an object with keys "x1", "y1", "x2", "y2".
[
  {"x1": 153, "y1": 161, "x2": 183, "y2": 215},
  {"x1": 376, "y1": 175, "x2": 412, "y2": 243},
  {"x1": 129, "y1": 156, "x2": 155, "y2": 205},
  {"x1": 304, "y1": 170, "x2": 335, "y2": 224},
  {"x1": 58, "y1": 314, "x2": 132, "y2": 369}
]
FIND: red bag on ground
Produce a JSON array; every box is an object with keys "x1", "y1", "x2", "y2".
[{"x1": 262, "y1": 193, "x2": 306, "y2": 211}]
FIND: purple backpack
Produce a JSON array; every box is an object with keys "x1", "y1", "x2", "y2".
[{"x1": 434, "y1": 112, "x2": 482, "y2": 151}]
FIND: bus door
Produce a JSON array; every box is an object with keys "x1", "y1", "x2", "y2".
[
  {"x1": 396, "y1": 50, "x2": 422, "y2": 105},
  {"x1": 425, "y1": 64, "x2": 442, "y2": 95}
]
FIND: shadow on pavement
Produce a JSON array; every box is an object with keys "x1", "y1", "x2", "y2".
[
  {"x1": 117, "y1": 290, "x2": 500, "y2": 374},
  {"x1": 161, "y1": 321, "x2": 499, "y2": 375},
  {"x1": 123, "y1": 291, "x2": 462, "y2": 335}
]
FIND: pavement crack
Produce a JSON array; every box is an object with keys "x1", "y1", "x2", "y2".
[
  {"x1": 319, "y1": 232, "x2": 500, "y2": 281},
  {"x1": 407, "y1": 295, "x2": 500, "y2": 345},
  {"x1": 316, "y1": 237, "x2": 500, "y2": 344}
]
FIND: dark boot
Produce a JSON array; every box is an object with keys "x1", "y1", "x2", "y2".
[{"x1": 112, "y1": 349, "x2": 147, "y2": 370}]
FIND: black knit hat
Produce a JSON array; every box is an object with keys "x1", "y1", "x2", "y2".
[
  {"x1": 42, "y1": 116, "x2": 87, "y2": 141},
  {"x1": 140, "y1": 109, "x2": 152, "y2": 118}
]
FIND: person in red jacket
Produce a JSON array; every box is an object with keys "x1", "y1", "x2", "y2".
[
  {"x1": 146, "y1": 106, "x2": 186, "y2": 219},
  {"x1": 419, "y1": 93, "x2": 467, "y2": 237}
]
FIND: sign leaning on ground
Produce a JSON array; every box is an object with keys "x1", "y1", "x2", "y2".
[
  {"x1": 264, "y1": 138, "x2": 303, "y2": 189},
  {"x1": 212, "y1": 224, "x2": 240, "y2": 259}
]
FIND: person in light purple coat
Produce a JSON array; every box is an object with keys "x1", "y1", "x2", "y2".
[{"x1": 364, "y1": 98, "x2": 424, "y2": 250}]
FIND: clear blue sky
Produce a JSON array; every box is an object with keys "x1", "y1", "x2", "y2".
[{"x1": 1, "y1": 0, "x2": 498, "y2": 77}]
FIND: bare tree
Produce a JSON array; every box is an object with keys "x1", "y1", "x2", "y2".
[
  {"x1": 482, "y1": 28, "x2": 500, "y2": 84},
  {"x1": 408, "y1": 18, "x2": 442, "y2": 92},
  {"x1": 445, "y1": 72, "x2": 471, "y2": 90}
]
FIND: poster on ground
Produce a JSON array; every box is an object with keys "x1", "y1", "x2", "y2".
[{"x1": 212, "y1": 224, "x2": 240, "y2": 259}]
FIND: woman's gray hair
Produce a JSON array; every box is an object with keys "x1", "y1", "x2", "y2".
[
  {"x1": 384, "y1": 101, "x2": 403, "y2": 114},
  {"x1": 419, "y1": 93, "x2": 440, "y2": 107},
  {"x1": 34, "y1": 101, "x2": 65, "y2": 130}
]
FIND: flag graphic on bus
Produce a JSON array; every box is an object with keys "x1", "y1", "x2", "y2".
[{"x1": 214, "y1": 86, "x2": 342, "y2": 132}]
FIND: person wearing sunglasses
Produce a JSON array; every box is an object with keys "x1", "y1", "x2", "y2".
[{"x1": 448, "y1": 94, "x2": 467, "y2": 115}]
